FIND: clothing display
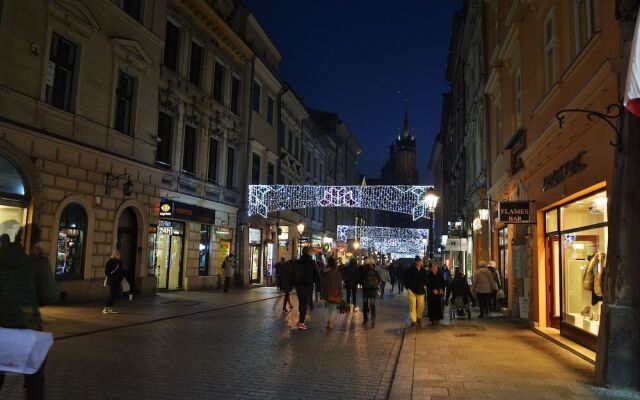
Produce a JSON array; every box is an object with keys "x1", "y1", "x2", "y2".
[{"x1": 583, "y1": 251, "x2": 606, "y2": 299}]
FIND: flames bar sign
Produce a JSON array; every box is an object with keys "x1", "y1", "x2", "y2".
[{"x1": 499, "y1": 201, "x2": 530, "y2": 224}]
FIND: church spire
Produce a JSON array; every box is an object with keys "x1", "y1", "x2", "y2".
[{"x1": 402, "y1": 97, "x2": 410, "y2": 138}]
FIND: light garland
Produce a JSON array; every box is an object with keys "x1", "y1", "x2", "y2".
[
  {"x1": 248, "y1": 185, "x2": 434, "y2": 219},
  {"x1": 337, "y1": 225, "x2": 430, "y2": 255}
]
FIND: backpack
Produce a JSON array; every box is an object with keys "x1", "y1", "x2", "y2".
[{"x1": 364, "y1": 269, "x2": 380, "y2": 290}]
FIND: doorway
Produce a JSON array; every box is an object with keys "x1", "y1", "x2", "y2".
[
  {"x1": 117, "y1": 207, "x2": 138, "y2": 293},
  {"x1": 546, "y1": 235, "x2": 561, "y2": 329},
  {"x1": 156, "y1": 220, "x2": 184, "y2": 290}
]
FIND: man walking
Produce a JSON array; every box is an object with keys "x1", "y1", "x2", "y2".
[
  {"x1": 293, "y1": 247, "x2": 320, "y2": 330},
  {"x1": 343, "y1": 259, "x2": 359, "y2": 309},
  {"x1": 360, "y1": 258, "x2": 381, "y2": 327},
  {"x1": 404, "y1": 256, "x2": 428, "y2": 326},
  {"x1": 223, "y1": 254, "x2": 235, "y2": 292}
]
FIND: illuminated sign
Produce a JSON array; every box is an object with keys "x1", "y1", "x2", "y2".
[
  {"x1": 158, "y1": 199, "x2": 215, "y2": 224},
  {"x1": 499, "y1": 201, "x2": 531, "y2": 223}
]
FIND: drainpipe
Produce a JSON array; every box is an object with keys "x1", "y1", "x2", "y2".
[{"x1": 276, "y1": 84, "x2": 289, "y2": 259}]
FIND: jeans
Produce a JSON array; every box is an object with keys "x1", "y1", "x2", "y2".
[
  {"x1": 345, "y1": 284, "x2": 357, "y2": 306},
  {"x1": 223, "y1": 277, "x2": 231, "y2": 292},
  {"x1": 0, "y1": 354, "x2": 46, "y2": 400},
  {"x1": 105, "y1": 281, "x2": 121, "y2": 307},
  {"x1": 363, "y1": 293, "x2": 376, "y2": 322},
  {"x1": 477, "y1": 293, "x2": 491, "y2": 317},
  {"x1": 295, "y1": 284, "x2": 313, "y2": 323},
  {"x1": 490, "y1": 290, "x2": 498, "y2": 311},
  {"x1": 407, "y1": 289, "x2": 425, "y2": 323}
]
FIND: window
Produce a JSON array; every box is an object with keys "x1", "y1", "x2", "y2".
[
  {"x1": 267, "y1": 95, "x2": 274, "y2": 125},
  {"x1": 252, "y1": 153, "x2": 261, "y2": 184},
  {"x1": 267, "y1": 162, "x2": 275, "y2": 185},
  {"x1": 207, "y1": 138, "x2": 218, "y2": 182},
  {"x1": 514, "y1": 69, "x2": 522, "y2": 128},
  {"x1": 294, "y1": 136, "x2": 299, "y2": 159},
  {"x1": 182, "y1": 125, "x2": 197, "y2": 174},
  {"x1": 164, "y1": 20, "x2": 179, "y2": 70},
  {"x1": 46, "y1": 33, "x2": 77, "y2": 111},
  {"x1": 279, "y1": 122, "x2": 286, "y2": 147},
  {"x1": 156, "y1": 112, "x2": 173, "y2": 167},
  {"x1": 114, "y1": 71, "x2": 135, "y2": 135},
  {"x1": 122, "y1": 0, "x2": 142, "y2": 21},
  {"x1": 189, "y1": 41, "x2": 202, "y2": 86},
  {"x1": 288, "y1": 129, "x2": 293, "y2": 154},
  {"x1": 252, "y1": 80, "x2": 261, "y2": 113},
  {"x1": 213, "y1": 61, "x2": 225, "y2": 103},
  {"x1": 226, "y1": 147, "x2": 235, "y2": 188},
  {"x1": 199, "y1": 225, "x2": 210, "y2": 276},
  {"x1": 575, "y1": 0, "x2": 596, "y2": 53},
  {"x1": 544, "y1": 11, "x2": 556, "y2": 91},
  {"x1": 230, "y1": 76, "x2": 240, "y2": 114},
  {"x1": 56, "y1": 203, "x2": 87, "y2": 280}
]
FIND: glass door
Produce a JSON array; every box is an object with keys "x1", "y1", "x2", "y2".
[
  {"x1": 545, "y1": 235, "x2": 561, "y2": 328},
  {"x1": 168, "y1": 235, "x2": 183, "y2": 289},
  {"x1": 250, "y1": 245, "x2": 261, "y2": 284},
  {"x1": 155, "y1": 221, "x2": 184, "y2": 290}
]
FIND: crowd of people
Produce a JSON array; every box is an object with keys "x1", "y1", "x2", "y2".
[{"x1": 274, "y1": 249, "x2": 504, "y2": 331}]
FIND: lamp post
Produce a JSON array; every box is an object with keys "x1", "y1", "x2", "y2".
[
  {"x1": 297, "y1": 220, "x2": 305, "y2": 259},
  {"x1": 421, "y1": 238, "x2": 428, "y2": 260},
  {"x1": 423, "y1": 189, "x2": 440, "y2": 260}
]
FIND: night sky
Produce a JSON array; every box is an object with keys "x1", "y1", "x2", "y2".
[{"x1": 244, "y1": 0, "x2": 463, "y2": 183}]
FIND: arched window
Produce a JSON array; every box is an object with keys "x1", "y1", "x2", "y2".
[
  {"x1": 56, "y1": 203, "x2": 87, "y2": 280},
  {"x1": 0, "y1": 155, "x2": 27, "y2": 242}
]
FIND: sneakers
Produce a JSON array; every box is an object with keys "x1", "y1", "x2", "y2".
[
  {"x1": 128, "y1": 294, "x2": 133, "y2": 301},
  {"x1": 297, "y1": 323, "x2": 308, "y2": 330},
  {"x1": 102, "y1": 307, "x2": 118, "y2": 314}
]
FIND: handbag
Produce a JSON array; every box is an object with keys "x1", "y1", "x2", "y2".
[
  {"x1": 0, "y1": 327, "x2": 53, "y2": 374},
  {"x1": 121, "y1": 277, "x2": 131, "y2": 293},
  {"x1": 497, "y1": 289, "x2": 505, "y2": 299},
  {"x1": 327, "y1": 288, "x2": 341, "y2": 304}
]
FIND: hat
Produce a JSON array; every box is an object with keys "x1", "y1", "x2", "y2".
[
  {"x1": 478, "y1": 260, "x2": 487, "y2": 267},
  {"x1": 487, "y1": 261, "x2": 496, "y2": 268},
  {"x1": 414, "y1": 256, "x2": 422, "y2": 261}
]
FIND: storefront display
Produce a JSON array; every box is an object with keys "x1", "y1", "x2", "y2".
[
  {"x1": 156, "y1": 220, "x2": 184, "y2": 290},
  {"x1": 199, "y1": 225, "x2": 211, "y2": 276},
  {"x1": 55, "y1": 203, "x2": 87, "y2": 280},
  {"x1": 249, "y1": 228, "x2": 261, "y2": 284},
  {"x1": 0, "y1": 205, "x2": 25, "y2": 242},
  {"x1": 544, "y1": 190, "x2": 607, "y2": 348}
]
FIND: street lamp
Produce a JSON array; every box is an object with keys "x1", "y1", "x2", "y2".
[
  {"x1": 297, "y1": 220, "x2": 305, "y2": 258},
  {"x1": 423, "y1": 189, "x2": 440, "y2": 260}
]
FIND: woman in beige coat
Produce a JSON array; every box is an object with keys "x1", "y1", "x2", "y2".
[{"x1": 472, "y1": 261, "x2": 498, "y2": 318}]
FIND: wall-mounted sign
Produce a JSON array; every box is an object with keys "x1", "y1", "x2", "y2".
[
  {"x1": 159, "y1": 199, "x2": 215, "y2": 224},
  {"x1": 499, "y1": 201, "x2": 530, "y2": 223},
  {"x1": 249, "y1": 228, "x2": 261, "y2": 244},
  {"x1": 543, "y1": 151, "x2": 587, "y2": 191},
  {"x1": 278, "y1": 225, "x2": 289, "y2": 240},
  {"x1": 278, "y1": 240, "x2": 288, "y2": 247},
  {"x1": 446, "y1": 238, "x2": 467, "y2": 251}
]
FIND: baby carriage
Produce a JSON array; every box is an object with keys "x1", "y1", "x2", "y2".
[{"x1": 449, "y1": 296, "x2": 471, "y2": 320}]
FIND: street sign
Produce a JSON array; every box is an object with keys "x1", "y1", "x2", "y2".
[
  {"x1": 499, "y1": 201, "x2": 531, "y2": 223},
  {"x1": 446, "y1": 238, "x2": 467, "y2": 251}
]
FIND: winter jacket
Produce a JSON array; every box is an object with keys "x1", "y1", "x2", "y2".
[
  {"x1": 446, "y1": 275, "x2": 472, "y2": 302},
  {"x1": 321, "y1": 269, "x2": 343, "y2": 303},
  {"x1": 487, "y1": 266, "x2": 501, "y2": 290},
  {"x1": 293, "y1": 255, "x2": 320, "y2": 285},
  {"x1": 105, "y1": 257, "x2": 125, "y2": 285},
  {"x1": 376, "y1": 265, "x2": 390, "y2": 283},
  {"x1": 278, "y1": 262, "x2": 294, "y2": 292},
  {"x1": 359, "y1": 264, "x2": 380, "y2": 297},
  {"x1": 0, "y1": 243, "x2": 58, "y2": 330},
  {"x1": 472, "y1": 267, "x2": 498, "y2": 294},
  {"x1": 343, "y1": 260, "x2": 359, "y2": 287},
  {"x1": 403, "y1": 264, "x2": 428, "y2": 295}
]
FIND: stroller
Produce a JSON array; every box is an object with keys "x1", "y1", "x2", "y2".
[{"x1": 449, "y1": 296, "x2": 471, "y2": 320}]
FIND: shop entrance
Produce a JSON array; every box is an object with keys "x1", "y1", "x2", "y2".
[
  {"x1": 156, "y1": 220, "x2": 184, "y2": 290},
  {"x1": 249, "y1": 244, "x2": 261, "y2": 284},
  {"x1": 117, "y1": 208, "x2": 138, "y2": 293}
]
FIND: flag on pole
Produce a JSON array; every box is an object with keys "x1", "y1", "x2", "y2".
[{"x1": 624, "y1": 11, "x2": 640, "y2": 117}]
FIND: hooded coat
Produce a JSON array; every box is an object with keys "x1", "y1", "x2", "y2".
[{"x1": 0, "y1": 243, "x2": 58, "y2": 329}]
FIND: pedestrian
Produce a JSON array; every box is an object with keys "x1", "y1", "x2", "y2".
[
  {"x1": 388, "y1": 262, "x2": 397, "y2": 293},
  {"x1": 487, "y1": 261, "x2": 501, "y2": 311},
  {"x1": 472, "y1": 260, "x2": 499, "y2": 318},
  {"x1": 321, "y1": 257, "x2": 343, "y2": 331},
  {"x1": 441, "y1": 264, "x2": 452, "y2": 287},
  {"x1": 426, "y1": 262, "x2": 446, "y2": 324},
  {"x1": 0, "y1": 225, "x2": 58, "y2": 400},
  {"x1": 279, "y1": 260, "x2": 294, "y2": 313},
  {"x1": 103, "y1": 250, "x2": 126, "y2": 314},
  {"x1": 223, "y1": 254, "x2": 235, "y2": 292},
  {"x1": 274, "y1": 257, "x2": 286, "y2": 290},
  {"x1": 343, "y1": 258, "x2": 359, "y2": 308},
  {"x1": 446, "y1": 267, "x2": 473, "y2": 316},
  {"x1": 359, "y1": 258, "x2": 381, "y2": 327},
  {"x1": 314, "y1": 259, "x2": 324, "y2": 302},
  {"x1": 397, "y1": 261, "x2": 406, "y2": 293},
  {"x1": 293, "y1": 246, "x2": 320, "y2": 330},
  {"x1": 375, "y1": 261, "x2": 390, "y2": 299},
  {"x1": 404, "y1": 256, "x2": 428, "y2": 326}
]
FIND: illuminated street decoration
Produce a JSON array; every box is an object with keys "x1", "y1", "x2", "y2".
[
  {"x1": 337, "y1": 225, "x2": 429, "y2": 255},
  {"x1": 248, "y1": 185, "x2": 434, "y2": 219}
]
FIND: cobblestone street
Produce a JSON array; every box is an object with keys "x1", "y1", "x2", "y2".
[{"x1": 1, "y1": 289, "x2": 637, "y2": 400}]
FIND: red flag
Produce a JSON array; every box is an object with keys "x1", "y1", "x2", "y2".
[{"x1": 624, "y1": 11, "x2": 640, "y2": 117}]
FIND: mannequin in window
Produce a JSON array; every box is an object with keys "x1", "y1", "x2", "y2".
[{"x1": 582, "y1": 251, "x2": 606, "y2": 321}]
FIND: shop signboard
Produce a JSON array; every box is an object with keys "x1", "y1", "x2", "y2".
[
  {"x1": 278, "y1": 240, "x2": 288, "y2": 247},
  {"x1": 499, "y1": 201, "x2": 530, "y2": 223},
  {"x1": 298, "y1": 236, "x2": 309, "y2": 243},
  {"x1": 278, "y1": 226, "x2": 289, "y2": 240},
  {"x1": 159, "y1": 199, "x2": 215, "y2": 224},
  {"x1": 249, "y1": 228, "x2": 261, "y2": 244}
]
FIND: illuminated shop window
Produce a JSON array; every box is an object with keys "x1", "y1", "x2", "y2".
[{"x1": 56, "y1": 203, "x2": 87, "y2": 280}]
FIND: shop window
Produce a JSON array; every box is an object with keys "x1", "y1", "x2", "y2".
[
  {"x1": 226, "y1": 147, "x2": 235, "y2": 188},
  {"x1": 189, "y1": 41, "x2": 203, "y2": 87},
  {"x1": 114, "y1": 70, "x2": 135, "y2": 135},
  {"x1": 163, "y1": 20, "x2": 179, "y2": 71},
  {"x1": 56, "y1": 203, "x2": 87, "y2": 280},
  {"x1": 199, "y1": 225, "x2": 210, "y2": 276},
  {"x1": 545, "y1": 208, "x2": 558, "y2": 233},
  {"x1": 208, "y1": 138, "x2": 219, "y2": 183},
  {"x1": 267, "y1": 95, "x2": 274, "y2": 125},
  {"x1": 560, "y1": 191, "x2": 607, "y2": 231},
  {"x1": 147, "y1": 225, "x2": 157, "y2": 276},
  {"x1": 182, "y1": 125, "x2": 197, "y2": 175},
  {"x1": 46, "y1": 33, "x2": 77, "y2": 112}
]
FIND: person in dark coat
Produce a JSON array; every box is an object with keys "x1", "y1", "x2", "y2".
[
  {"x1": 396, "y1": 261, "x2": 406, "y2": 293},
  {"x1": 293, "y1": 247, "x2": 320, "y2": 330},
  {"x1": 404, "y1": 256, "x2": 428, "y2": 326},
  {"x1": 446, "y1": 267, "x2": 473, "y2": 316},
  {"x1": 426, "y1": 262, "x2": 446, "y2": 324},
  {"x1": 104, "y1": 250, "x2": 125, "y2": 314},
  {"x1": 388, "y1": 263, "x2": 397, "y2": 293},
  {"x1": 279, "y1": 260, "x2": 294, "y2": 313},
  {"x1": 359, "y1": 258, "x2": 381, "y2": 327},
  {"x1": 343, "y1": 259, "x2": 359, "y2": 308}
]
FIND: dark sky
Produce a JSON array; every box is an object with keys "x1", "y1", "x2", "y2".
[{"x1": 244, "y1": 0, "x2": 463, "y2": 183}]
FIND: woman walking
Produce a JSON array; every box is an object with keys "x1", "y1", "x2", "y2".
[
  {"x1": 321, "y1": 257, "x2": 343, "y2": 330},
  {"x1": 104, "y1": 250, "x2": 125, "y2": 314},
  {"x1": 426, "y1": 262, "x2": 446, "y2": 324},
  {"x1": 376, "y1": 261, "x2": 390, "y2": 299}
]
